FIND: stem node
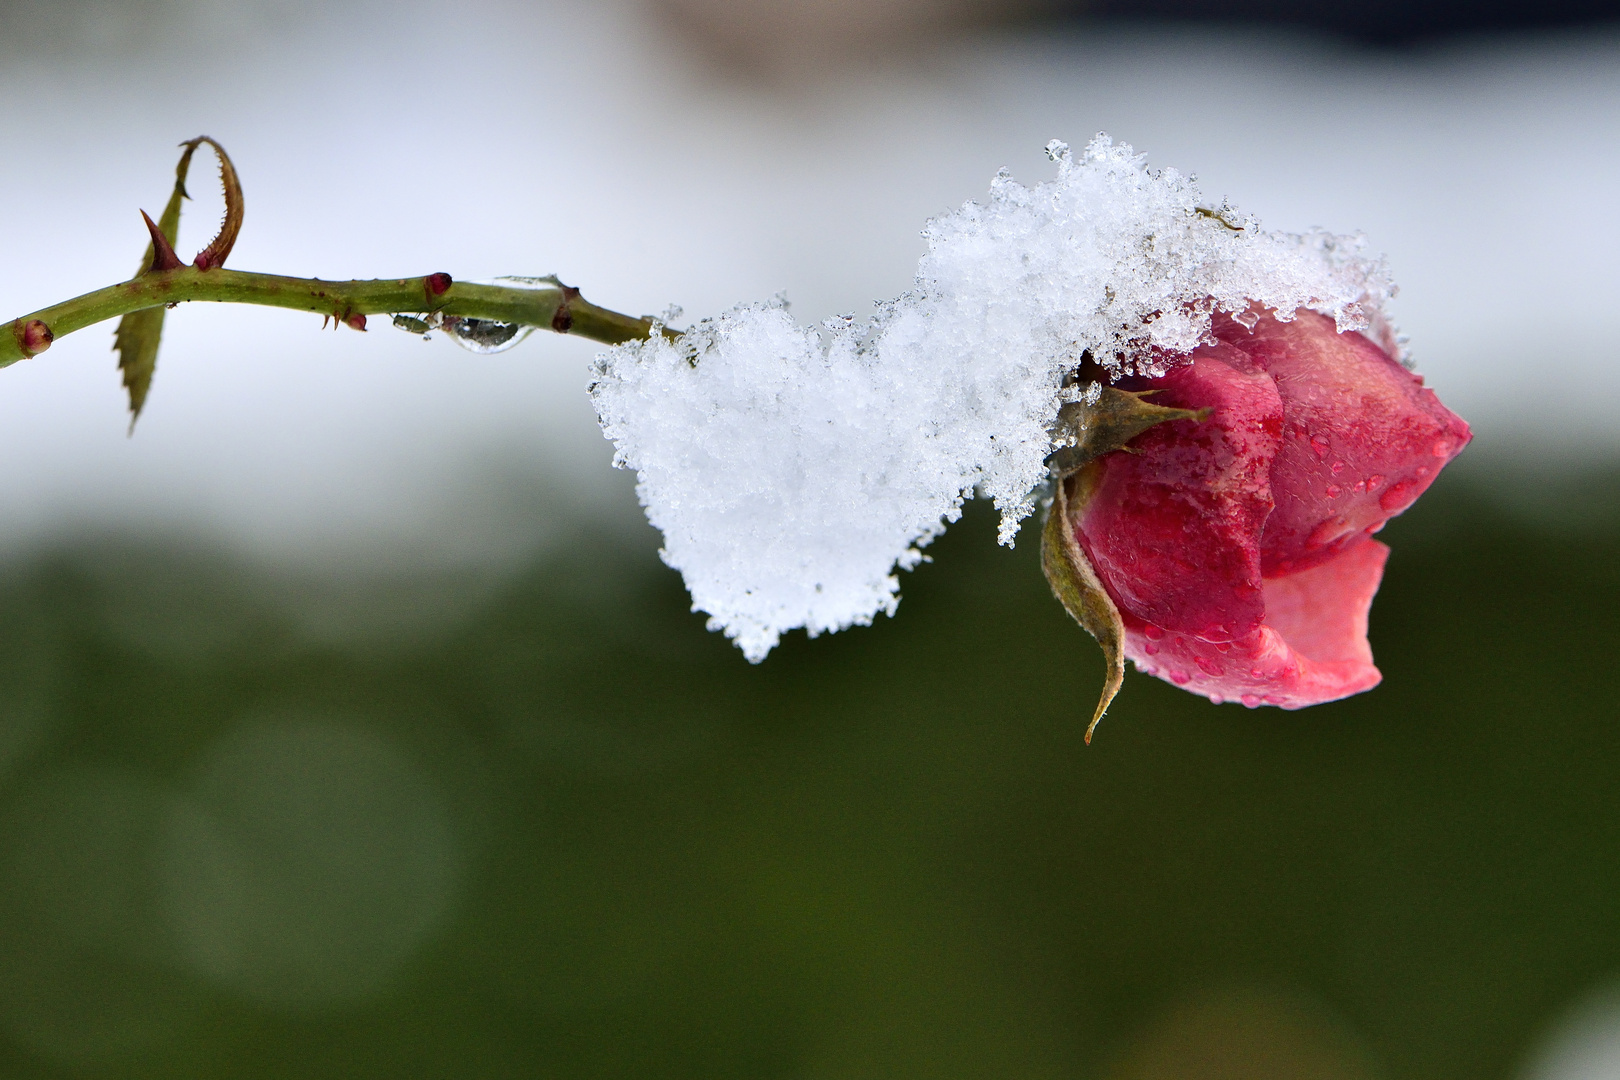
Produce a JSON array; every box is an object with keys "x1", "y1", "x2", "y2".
[{"x1": 11, "y1": 318, "x2": 53, "y2": 357}]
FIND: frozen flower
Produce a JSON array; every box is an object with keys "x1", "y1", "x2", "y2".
[
  {"x1": 592, "y1": 136, "x2": 1400, "y2": 667},
  {"x1": 1058, "y1": 307, "x2": 1471, "y2": 713}
]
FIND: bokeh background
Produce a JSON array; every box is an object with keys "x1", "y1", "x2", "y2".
[{"x1": 1, "y1": 0, "x2": 1618, "y2": 1076}]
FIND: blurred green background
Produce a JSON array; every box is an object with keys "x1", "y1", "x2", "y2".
[{"x1": 0, "y1": 459, "x2": 1614, "y2": 1079}]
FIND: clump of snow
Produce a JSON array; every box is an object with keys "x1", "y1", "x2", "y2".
[{"x1": 589, "y1": 134, "x2": 1396, "y2": 662}]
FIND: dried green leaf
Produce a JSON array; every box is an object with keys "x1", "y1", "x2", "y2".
[
  {"x1": 187, "y1": 136, "x2": 243, "y2": 272},
  {"x1": 114, "y1": 140, "x2": 202, "y2": 428},
  {"x1": 1041, "y1": 469, "x2": 1125, "y2": 744}
]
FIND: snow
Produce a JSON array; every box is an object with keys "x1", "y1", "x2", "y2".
[{"x1": 589, "y1": 135, "x2": 1395, "y2": 662}]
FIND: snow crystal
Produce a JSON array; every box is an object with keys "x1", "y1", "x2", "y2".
[{"x1": 589, "y1": 134, "x2": 1396, "y2": 662}]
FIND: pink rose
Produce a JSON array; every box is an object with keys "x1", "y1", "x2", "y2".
[{"x1": 1066, "y1": 307, "x2": 1471, "y2": 710}]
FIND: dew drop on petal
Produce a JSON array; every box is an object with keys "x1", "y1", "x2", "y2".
[
  {"x1": 1169, "y1": 669, "x2": 1192, "y2": 685},
  {"x1": 1143, "y1": 624, "x2": 1165, "y2": 640},
  {"x1": 1325, "y1": 484, "x2": 1341, "y2": 498},
  {"x1": 1380, "y1": 480, "x2": 1418, "y2": 512},
  {"x1": 1143, "y1": 640, "x2": 1160, "y2": 655},
  {"x1": 1433, "y1": 439, "x2": 1452, "y2": 457},
  {"x1": 1241, "y1": 693, "x2": 1262, "y2": 708},
  {"x1": 1309, "y1": 434, "x2": 1331, "y2": 457},
  {"x1": 1307, "y1": 517, "x2": 1354, "y2": 549},
  {"x1": 1195, "y1": 656, "x2": 1224, "y2": 677},
  {"x1": 1367, "y1": 474, "x2": 1385, "y2": 490},
  {"x1": 1330, "y1": 460, "x2": 1346, "y2": 476}
]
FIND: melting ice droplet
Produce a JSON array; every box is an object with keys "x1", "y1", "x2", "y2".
[{"x1": 444, "y1": 317, "x2": 532, "y2": 355}]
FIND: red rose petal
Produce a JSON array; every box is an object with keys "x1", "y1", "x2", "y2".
[
  {"x1": 1075, "y1": 342, "x2": 1282, "y2": 642},
  {"x1": 1123, "y1": 538, "x2": 1388, "y2": 708},
  {"x1": 1215, "y1": 309, "x2": 1472, "y2": 576}
]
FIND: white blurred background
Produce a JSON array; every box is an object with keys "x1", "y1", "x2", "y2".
[{"x1": 0, "y1": 0, "x2": 1615, "y2": 568}]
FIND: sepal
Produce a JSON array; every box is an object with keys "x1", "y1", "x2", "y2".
[
  {"x1": 1041, "y1": 468, "x2": 1125, "y2": 744},
  {"x1": 1045, "y1": 386, "x2": 1210, "y2": 477}
]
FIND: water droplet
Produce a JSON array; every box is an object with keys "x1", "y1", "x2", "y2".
[
  {"x1": 1264, "y1": 694, "x2": 1285, "y2": 705},
  {"x1": 1367, "y1": 474, "x2": 1385, "y2": 490},
  {"x1": 1415, "y1": 465, "x2": 1431, "y2": 478},
  {"x1": 1307, "y1": 517, "x2": 1353, "y2": 549},
  {"x1": 1432, "y1": 439, "x2": 1451, "y2": 457},
  {"x1": 1241, "y1": 693, "x2": 1262, "y2": 708},
  {"x1": 1250, "y1": 667, "x2": 1267, "y2": 678},
  {"x1": 444, "y1": 317, "x2": 533, "y2": 355},
  {"x1": 1143, "y1": 641, "x2": 1160, "y2": 655},
  {"x1": 1195, "y1": 656, "x2": 1224, "y2": 677},
  {"x1": 1325, "y1": 484, "x2": 1342, "y2": 498},
  {"x1": 1379, "y1": 479, "x2": 1418, "y2": 512},
  {"x1": 1309, "y1": 434, "x2": 1331, "y2": 457},
  {"x1": 1169, "y1": 669, "x2": 1192, "y2": 685},
  {"x1": 1330, "y1": 460, "x2": 1346, "y2": 476},
  {"x1": 1234, "y1": 309, "x2": 1260, "y2": 330},
  {"x1": 1353, "y1": 480, "x2": 1367, "y2": 493},
  {"x1": 1143, "y1": 624, "x2": 1165, "y2": 640},
  {"x1": 1213, "y1": 641, "x2": 1231, "y2": 653}
]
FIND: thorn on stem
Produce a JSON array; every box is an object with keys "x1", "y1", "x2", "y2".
[{"x1": 140, "y1": 210, "x2": 186, "y2": 272}]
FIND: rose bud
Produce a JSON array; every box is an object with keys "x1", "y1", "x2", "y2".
[{"x1": 1060, "y1": 306, "x2": 1471, "y2": 713}]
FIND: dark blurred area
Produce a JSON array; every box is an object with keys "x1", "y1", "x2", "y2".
[
  {"x1": 1078, "y1": 0, "x2": 1620, "y2": 44},
  {"x1": 654, "y1": 0, "x2": 1620, "y2": 73},
  {"x1": 0, "y1": 465, "x2": 1615, "y2": 1078},
  {"x1": 1085, "y1": 0, "x2": 1620, "y2": 44},
  {"x1": 7, "y1": 0, "x2": 1615, "y2": 75}
]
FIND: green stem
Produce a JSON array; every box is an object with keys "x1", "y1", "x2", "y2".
[{"x1": 2, "y1": 268, "x2": 666, "y2": 367}]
